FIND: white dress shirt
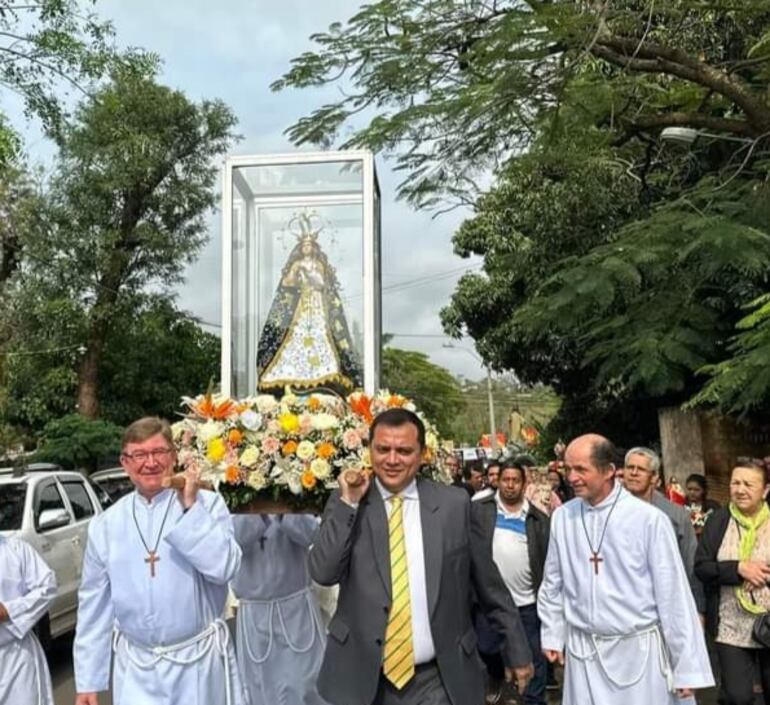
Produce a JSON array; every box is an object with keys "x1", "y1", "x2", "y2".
[{"x1": 375, "y1": 477, "x2": 437, "y2": 664}]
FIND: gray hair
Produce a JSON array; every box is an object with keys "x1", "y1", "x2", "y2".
[{"x1": 625, "y1": 447, "x2": 661, "y2": 474}]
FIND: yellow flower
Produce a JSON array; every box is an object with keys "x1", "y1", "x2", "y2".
[
  {"x1": 301, "y1": 469, "x2": 317, "y2": 490},
  {"x1": 206, "y1": 438, "x2": 226, "y2": 462},
  {"x1": 279, "y1": 413, "x2": 300, "y2": 433},
  {"x1": 296, "y1": 440, "x2": 315, "y2": 460},
  {"x1": 310, "y1": 458, "x2": 331, "y2": 480}
]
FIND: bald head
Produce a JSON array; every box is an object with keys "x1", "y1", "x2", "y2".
[{"x1": 565, "y1": 434, "x2": 617, "y2": 506}]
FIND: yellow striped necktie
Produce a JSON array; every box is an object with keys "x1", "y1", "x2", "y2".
[{"x1": 382, "y1": 495, "x2": 415, "y2": 689}]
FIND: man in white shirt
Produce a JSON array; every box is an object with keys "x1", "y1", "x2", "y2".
[{"x1": 475, "y1": 460, "x2": 550, "y2": 705}]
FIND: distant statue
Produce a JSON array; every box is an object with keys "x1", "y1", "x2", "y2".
[{"x1": 257, "y1": 212, "x2": 362, "y2": 396}]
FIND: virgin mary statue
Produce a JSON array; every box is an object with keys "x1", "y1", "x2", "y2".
[{"x1": 256, "y1": 214, "x2": 362, "y2": 396}]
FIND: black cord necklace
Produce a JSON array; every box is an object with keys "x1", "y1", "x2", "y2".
[
  {"x1": 132, "y1": 491, "x2": 174, "y2": 578},
  {"x1": 580, "y1": 484, "x2": 622, "y2": 575}
]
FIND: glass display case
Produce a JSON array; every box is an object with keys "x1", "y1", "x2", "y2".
[{"x1": 221, "y1": 151, "x2": 381, "y2": 398}]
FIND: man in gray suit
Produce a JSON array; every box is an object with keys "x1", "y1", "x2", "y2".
[
  {"x1": 623, "y1": 446, "x2": 706, "y2": 615},
  {"x1": 310, "y1": 408, "x2": 533, "y2": 705}
]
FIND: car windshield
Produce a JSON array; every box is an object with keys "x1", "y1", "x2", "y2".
[{"x1": 0, "y1": 484, "x2": 26, "y2": 530}]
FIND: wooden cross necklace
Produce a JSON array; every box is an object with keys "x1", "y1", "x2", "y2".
[
  {"x1": 580, "y1": 485, "x2": 622, "y2": 575},
  {"x1": 132, "y1": 492, "x2": 174, "y2": 578}
]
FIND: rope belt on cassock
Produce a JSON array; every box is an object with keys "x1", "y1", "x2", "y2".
[
  {"x1": 237, "y1": 586, "x2": 323, "y2": 664},
  {"x1": 112, "y1": 618, "x2": 234, "y2": 705},
  {"x1": 566, "y1": 623, "x2": 674, "y2": 692}
]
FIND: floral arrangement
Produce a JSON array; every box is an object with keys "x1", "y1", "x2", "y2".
[
  {"x1": 172, "y1": 389, "x2": 450, "y2": 513},
  {"x1": 685, "y1": 504, "x2": 714, "y2": 536}
]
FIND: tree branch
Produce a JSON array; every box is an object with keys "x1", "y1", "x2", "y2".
[{"x1": 592, "y1": 36, "x2": 770, "y2": 133}]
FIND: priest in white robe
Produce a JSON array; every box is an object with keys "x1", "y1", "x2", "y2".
[
  {"x1": 74, "y1": 416, "x2": 246, "y2": 705},
  {"x1": 537, "y1": 434, "x2": 714, "y2": 705},
  {"x1": 0, "y1": 535, "x2": 57, "y2": 705},
  {"x1": 231, "y1": 513, "x2": 328, "y2": 705}
]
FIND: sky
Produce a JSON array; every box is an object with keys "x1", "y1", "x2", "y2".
[{"x1": 13, "y1": 0, "x2": 489, "y2": 380}]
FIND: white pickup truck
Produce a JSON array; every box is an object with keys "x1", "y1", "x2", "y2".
[{"x1": 0, "y1": 464, "x2": 110, "y2": 647}]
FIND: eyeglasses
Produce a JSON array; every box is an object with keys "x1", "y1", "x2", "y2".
[{"x1": 122, "y1": 448, "x2": 173, "y2": 463}]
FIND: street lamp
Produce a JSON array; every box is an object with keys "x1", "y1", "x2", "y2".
[
  {"x1": 442, "y1": 343, "x2": 498, "y2": 454},
  {"x1": 660, "y1": 127, "x2": 754, "y2": 145}
]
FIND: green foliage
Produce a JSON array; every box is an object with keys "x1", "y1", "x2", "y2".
[
  {"x1": 691, "y1": 295, "x2": 770, "y2": 413},
  {"x1": 98, "y1": 298, "x2": 221, "y2": 425},
  {"x1": 0, "y1": 0, "x2": 156, "y2": 134},
  {"x1": 20, "y1": 65, "x2": 238, "y2": 417},
  {"x1": 381, "y1": 347, "x2": 465, "y2": 437},
  {"x1": 35, "y1": 413, "x2": 122, "y2": 473}
]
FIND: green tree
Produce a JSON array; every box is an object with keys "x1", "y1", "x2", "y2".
[
  {"x1": 278, "y1": 1, "x2": 770, "y2": 437},
  {"x1": 381, "y1": 347, "x2": 465, "y2": 437},
  {"x1": 0, "y1": 0, "x2": 153, "y2": 133},
  {"x1": 19, "y1": 66, "x2": 236, "y2": 419},
  {"x1": 98, "y1": 297, "x2": 220, "y2": 425},
  {"x1": 34, "y1": 413, "x2": 122, "y2": 473},
  {"x1": 3, "y1": 294, "x2": 221, "y2": 431}
]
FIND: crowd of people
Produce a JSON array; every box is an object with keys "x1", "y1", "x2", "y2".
[{"x1": 3, "y1": 411, "x2": 770, "y2": 705}]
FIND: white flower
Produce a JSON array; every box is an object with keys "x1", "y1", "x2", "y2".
[
  {"x1": 171, "y1": 421, "x2": 187, "y2": 441},
  {"x1": 247, "y1": 470, "x2": 267, "y2": 490},
  {"x1": 255, "y1": 395, "x2": 279, "y2": 414},
  {"x1": 239, "y1": 409, "x2": 262, "y2": 431},
  {"x1": 198, "y1": 420, "x2": 225, "y2": 443},
  {"x1": 425, "y1": 431, "x2": 439, "y2": 451},
  {"x1": 239, "y1": 446, "x2": 260, "y2": 468},
  {"x1": 296, "y1": 440, "x2": 315, "y2": 460},
  {"x1": 311, "y1": 413, "x2": 338, "y2": 431},
  {"x1": 310, "y1": 458, "x2": 331, "y2": 479},
  {"x1": 287, "y1": 473, "x2": 302, "y2": 495}
]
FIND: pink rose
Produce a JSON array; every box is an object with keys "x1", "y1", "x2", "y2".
[
  {"x1": 299, "y1": 413, "x2": 313, "y2": 434},
  {"x1": 261, "y1": 436, "x2": 280, "y2": 455},
  {"x1": 343, "y1": 429, "x2": 362, "y2": 450}
]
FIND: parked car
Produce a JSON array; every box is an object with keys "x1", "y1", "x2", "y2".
[
  {"x1": 90, "y1": 466, "x2": 133, "y2": 501},
  {"x1": 0, "y1": 465, "x2": 106, "y2": 647}
]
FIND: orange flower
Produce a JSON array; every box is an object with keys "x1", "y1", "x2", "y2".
[
  {"x1": 282, "y1": 440, "x2": 298, "y2": 456},
  {"x1": 191, "y1": 393, "x2": 237, "y2": 420},
  {"x1": 349, "y1": 393, "x2": 373, "y2": 423},
  {"x1": 224, "y1": 465, "x2": 241, "y2": 484},
  {"x1": 316, "y1": 441, "x2": 336, "y2": 459},
  {"x1": 387, "y1": 394, "x2": 407, "y2": 408},
  {"x1": 307, "y1": 396, "x2": 322, "y2": 411},
  {"x1": 301, "y1": 469, "x2": 317, "y2": 489},
  {"x1": 228, "y1": 429, "x2": 244, "y2": 445}
]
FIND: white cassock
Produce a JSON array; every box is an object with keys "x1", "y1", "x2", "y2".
[
  {"x1": 0, "y1": 536, "x2": 57, "y2": 705},
  {"x1": 74, "y1": 489, "x2": 247, "y2": 705},
  {"x1": 231, "y1": 514, "x2": 328, "y2": 705},
  {"x1": 538, "y1": 481, "x2": 714, "y2": 705}
]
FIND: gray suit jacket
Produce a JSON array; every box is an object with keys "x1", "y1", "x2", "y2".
[
  {"x1": 309, "y1": 478, "x2": 531, "y2": 705},
  {"x1": 651, "y1": 492, "x2": 706, "y2": 613}
]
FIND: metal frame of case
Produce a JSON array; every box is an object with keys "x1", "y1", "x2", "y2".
[{"x1": 221, "y1": 150, "x2": 381, "y2": 397}]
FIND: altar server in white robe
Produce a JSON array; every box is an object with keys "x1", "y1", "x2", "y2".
[
  {"x1": 232, "y1": 513, "x2": 328, "y2": 705},
  {"x1": 74, "y1": 416, "x2": 246, "y2": 705},
  {"x1": 538, "y1": 434, "x2": 714, "y2": 705},
  {"x1": 0, "y1": 535, "x2": 57, "y2": 705}
]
